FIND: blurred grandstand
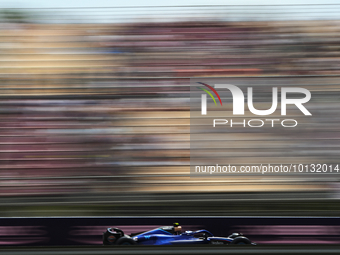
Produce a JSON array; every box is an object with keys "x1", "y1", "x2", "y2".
[{"x1": 0, "y1": 5, "x2": 340, "y2": 216}]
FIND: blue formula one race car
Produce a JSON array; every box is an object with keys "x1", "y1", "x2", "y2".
[{"x1": 103, "y1": 223, "x2": 256, "y2": 246}]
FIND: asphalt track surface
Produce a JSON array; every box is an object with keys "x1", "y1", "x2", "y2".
[{"x1": 1, "y1": 246, "x2": 340, "y2": 255}]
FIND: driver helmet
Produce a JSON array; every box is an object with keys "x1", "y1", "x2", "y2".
[{"x1": 173, "y1": 222, "x2": 182, "y2": 233}]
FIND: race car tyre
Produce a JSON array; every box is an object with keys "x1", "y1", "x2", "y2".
[
  {"x1": 230, "y1": 236, "x2": 251, "y2": 245},
  {"x1": 103, "y1": 234, "x2": 111, "y2": 245},
  {"x1": 103, "y1": 233, "x2": 119, "y2": 245},
  {"x1": 116, "y1": 237, "x2": 137, "y2": 245},
  {"x1": 110, "y1": 228, "x2": 124, "y2": 237}
]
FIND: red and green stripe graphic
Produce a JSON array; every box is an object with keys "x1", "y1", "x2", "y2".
[{"x1": 197, "y1": 82, "x2": 223, "y2": 106}]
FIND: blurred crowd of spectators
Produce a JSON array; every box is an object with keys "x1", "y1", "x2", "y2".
[{"x1": 0, "y1": 12, "x2": 340, "y2": 197}]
